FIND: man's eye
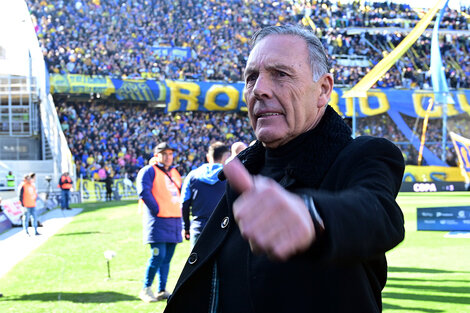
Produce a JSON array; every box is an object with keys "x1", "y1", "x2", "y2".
[
  {"x1": 277, "y1": 71, "x2": 288, "y2": 77},
  {"x1": 246, "y1": 73, "x2": 258, "y2": 83}
]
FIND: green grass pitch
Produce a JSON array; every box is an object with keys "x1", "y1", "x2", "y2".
[{"x1": 0, "y1": 192, "x2": 469, "y2": 312}]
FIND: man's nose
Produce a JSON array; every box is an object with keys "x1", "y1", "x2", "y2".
[{"x1": 253, "y1": 74, "x2": 273, "y2": 99}]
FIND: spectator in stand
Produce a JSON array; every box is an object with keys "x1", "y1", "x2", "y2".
[
  {"x1": 57, "y1": 102, "x2": 256, "y2": 179},
  {"x1": 20, "y1": 173, "x2": 39, "y2": 236},
  {"x1": 58, "y1": 172, "x2": 73, "y2": 210},
  {"x1": 39, "y1": 0, "x2": 470, "y2": 171},
  {"x1": 26, "y1": 0, "x2": 470, "y2": 87},
  {"x1": 57, "y1": 98, "x2": 470, "y2": 178},
  {"x1": 181, "y1": 141, "x2": 230, "y2": 247}
]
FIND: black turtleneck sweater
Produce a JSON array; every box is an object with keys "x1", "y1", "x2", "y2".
[
  {"x1": 259, "y1": 131, "x2": 312, "y2": 183},
  {"x1": 216, "y1": 131, "x2": 312, "y2": 313}
]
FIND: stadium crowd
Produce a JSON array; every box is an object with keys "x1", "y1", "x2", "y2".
[
  {"x1": 27, "y1": 0, "x2": 470, "y2": 88},
  {"x1": 57, "y1": 101, "x2": 255, "y2": 180},
  {"x1": 26, "y1": 0, "x2": 469, "y2": 179},
  {"x1": 57, "y1": 100, "x2": 465, "y2": 181}
]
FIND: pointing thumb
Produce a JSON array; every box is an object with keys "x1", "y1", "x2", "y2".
[{"x1": 223, "y1": 158, "x2": 253, "y2": 194}]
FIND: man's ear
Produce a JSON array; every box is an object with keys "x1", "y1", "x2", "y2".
[{"x1": 317, "y1": 73, "x2": 334, "y2": 108}]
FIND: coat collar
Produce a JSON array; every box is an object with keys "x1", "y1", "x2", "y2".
[{"x1": 225, "y1": 106, "x2": 353, "y2": 189}]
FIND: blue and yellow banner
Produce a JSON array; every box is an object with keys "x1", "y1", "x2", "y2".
[
  {"x1": 164, "y1": 80, "x2": 470, "y2": 117},
  {"x1": 165, "y1": 80, "x2": 246, "y2": 112},
  {"x1": 50, "y1": 74, "x2": 115, "y2": 96},
  {"x1": 329, "y1": 88, "x2": 470, "y2": 118},
  {"x1": 112, "y1": 79, "x2": 165, "y2": 102},
  {"x1": 49, "y1": 75, "x2": 470, "y2": 117},
  {"x1": 449, "y1": 132, "x2": 470, "y2": 183},
  {"x1": 50, "y1": 74, "x2": 166, "y2": 102}
]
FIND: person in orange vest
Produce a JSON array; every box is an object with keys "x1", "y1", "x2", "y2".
[
  {"x1": 19, "y1": 173, "x2": 39, "y2": 236},
  {"x1": 136, "y1": 142, "x2": 182, "y2": 303},
  {"x1": 58, "y1": 172, "x2": 73, "y2": 210}
]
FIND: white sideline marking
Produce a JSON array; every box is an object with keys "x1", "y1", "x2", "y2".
[{"x1": 0, "y1": 208, "x2": 82, "y2": 279}]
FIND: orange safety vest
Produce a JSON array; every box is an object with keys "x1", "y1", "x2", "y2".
[
  {"x1": 139, "y1": 166, "x2": 181, "y2": 218},
  {"x1": 22, "y1": 182, "x2": 37, "y2": 208},
  {"x1": 154, "y1": 166, "x2": 182, "y2": 218},
  {"x1": 138, "y1": 166, "x2": 182, "y2": 217},
  {"x1": 59, "y1": 176, "x2": 72, "y2": 189}
]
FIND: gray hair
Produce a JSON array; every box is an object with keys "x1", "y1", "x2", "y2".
[{"x1": 250, "y1": 25, "x2": 331, "y2": 82}]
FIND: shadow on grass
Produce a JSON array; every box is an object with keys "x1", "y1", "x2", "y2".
[
  {"x1": 385, "y1": 268, "x2": 470, "y2": 308},
  {"x1": 383, "y1": 292, "x2": 470, "y2": 305},
  {"x1": 54, "y1": 231, "x2": 103, "y2": 237},
  {"x1": 388, "y1": 266, "x2": 467, "y2": 274},
  {"x1": 388, "y1": 277, "x2": 470, "y2": 284},
  {"x1": 77, "y1": 200, "x2": 137, "y2": 215},
  {"x1": 383, "y1": 302, "x2": 444, "y2": 312},
  {"x1": 3, "y1": 292, "x2": 138, "y2": 303},
  {"x1": 386, "y1": 283, "x2": 470, "y2": 295}
]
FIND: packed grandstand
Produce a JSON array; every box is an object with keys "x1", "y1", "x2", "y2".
[
  {"x1": 27, "y1": 0, "x2": 470, "y2": 87},
  {"x1": 21, "y1": 0, "x2": 470, "y2": 181}
]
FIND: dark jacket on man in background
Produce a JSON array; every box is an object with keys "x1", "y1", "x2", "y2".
[{"x1": 181, "y1": 163, "x2": 226, "y2": 236}]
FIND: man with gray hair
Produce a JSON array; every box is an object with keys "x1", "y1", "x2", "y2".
[{"x1": 165, "y1": 25, "x2": 405, "y2": 312}]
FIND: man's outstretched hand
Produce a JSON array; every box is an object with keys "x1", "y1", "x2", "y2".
[{"x1": 223, "y1": 158, "x2": 316, "y2": 261}]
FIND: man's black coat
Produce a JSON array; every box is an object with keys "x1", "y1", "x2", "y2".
[{"x1": 164, "y1": 106, "x2": 405, "y2": 313}]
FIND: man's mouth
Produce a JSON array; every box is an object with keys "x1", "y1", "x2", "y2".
[{"x1": 257, "y1": 113, "x2": 281, "y2": 118}]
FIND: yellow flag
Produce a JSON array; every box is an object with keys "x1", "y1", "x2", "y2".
[
  {"x1": 417, "y1": 99, "x2": 434, "y2": 166},
  {"x1": 303, "y1": 15, "x2": 316, "y2": 32},
  {"x1": 342, "y1": 0, "x2": 447, "y2": 98}
]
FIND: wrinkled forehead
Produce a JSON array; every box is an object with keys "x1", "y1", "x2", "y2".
[{"x1": 245, "y1": 34, "x2": 309, "y2": 72}]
